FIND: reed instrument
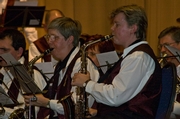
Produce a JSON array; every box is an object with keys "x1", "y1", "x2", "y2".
[
  {"x1": 9, "y1": 48, "x2": 53, "y2": 119},
  {"x1": 56, "y1": 35, "x2": 113, "y2": 119},
  {"x1": 75, "y1": 35, "x2": 113, "y2": 119}
]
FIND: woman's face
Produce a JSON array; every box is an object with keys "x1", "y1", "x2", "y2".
[
  {"x1": 47, "y1": 29, "x2": 72, "y2": 61},
  {"x1": 111, "y1": 12, "x2": 133, "y2": 48}
]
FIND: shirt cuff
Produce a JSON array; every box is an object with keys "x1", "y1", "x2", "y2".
[
  {"x1": 85, "y1": 80, "x2": 96, "y2": 93},
  {"x1": 173, "y1": 101, "x2": 180, "y2": 115}
]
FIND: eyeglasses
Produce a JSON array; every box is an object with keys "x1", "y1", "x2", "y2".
[
  {"x1": 158, "y1": 42, "x2": 177, "y2": 49},
  {"x1": 44, "y1": 34, "x2": 60, "y2": 42}
]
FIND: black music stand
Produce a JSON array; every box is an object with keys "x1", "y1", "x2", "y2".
[
  {"x1": 3, "y1": 6, "x2": 45, "y2": 27},
  {"x1": 0, "y1": 53, "x2": 42, "y2": 95},
  {"x1": 0, "y1": 86, "x2": 14, "y2": 106}
]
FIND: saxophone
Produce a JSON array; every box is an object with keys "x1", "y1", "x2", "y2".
[
  {"x1": 8, "y1": 48, "x2": 53, "y2": 119},
  {"x1": 56, "y1": 35, "x2": 113, "y2": 119},
  {"x1": 28, "y1": 48, "x2": 54, "y2": 74},
  {"x1": 158, "y1": 53, "x2": 167, "y2": 68},
  {"x1": 75, "y1": 35, "x2": 113, "y2": 119}
]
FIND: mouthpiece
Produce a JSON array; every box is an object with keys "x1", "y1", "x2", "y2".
[
  {"x1": 44, "y1": 48, "x2": 54, "y2": 55},
  {"x1": 81, "y1": 35, "x2": 114, "y2": 51},
  {"x1": 159, "y1": 54, "x2": 167, "y2": 64},
  {"x1": 101, "y1": 35, "x2": 114, "y2": 41}
]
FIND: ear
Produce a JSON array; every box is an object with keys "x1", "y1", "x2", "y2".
[
  {"x1": 43, "y1": 24, "x2": 48, "y2": 32},
  {"x1": 17, "y1": 47, "x2": 23, "y2": 57},
  {"x1": 67, "y1": 35, "x2": 74, "y2": 44},
  {"x1": 130, "y1": 24, "x2": 138, "y2": 34}
]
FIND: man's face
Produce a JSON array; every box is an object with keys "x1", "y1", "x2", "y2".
[
  {"x1": 159, "y1": 34, "x2": 180, "y2": 66},
  {"x1": 0, "y1": 37, "x2": 21, "y2": 66}
]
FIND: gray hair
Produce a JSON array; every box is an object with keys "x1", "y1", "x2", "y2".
[
  {"x1": 158, "y1": 26, "x2": 180, "y2": 43},
  {"x1": 48, "y1": 17, "x2": 82, "y2": 46},
  {"x1": 110, "y1": 4, "x2": 148, "y2": 41}
]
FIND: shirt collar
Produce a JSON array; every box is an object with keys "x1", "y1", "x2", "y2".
[
  {"x1": 18, "y1": 56, "x2": 25, "y2": 64},
  {"x1": 122, "y1": 41, "x2": 148, "y2": 58}
]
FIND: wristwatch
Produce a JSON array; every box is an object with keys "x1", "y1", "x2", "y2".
[{"x1": 83, "y1": 79, "x2": 91, "y2": 87}]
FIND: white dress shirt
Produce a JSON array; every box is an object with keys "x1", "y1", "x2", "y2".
[
  {"x1": 0, "y1": 56, "x2": 46, "y2": 119},
  {"x1": 48, "y1": 47, "x2": 99, "y2": 115},
  {"x1": 85, "y1": 41, "x2": 155, "y2": 106},
  {"x1": 170, "y1": 65, "x2": 180, "y2": 118}
]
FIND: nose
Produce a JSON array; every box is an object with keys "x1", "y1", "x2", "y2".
[
  {"x1": 160, "y1": 45, "x2": 166, "y2": 53},
  {"x1": 47, "y1": 38, "x2": 53, "y2": 45},
  {"x1": 111, "y1": 24, "x2": 115, "y2": 31}
]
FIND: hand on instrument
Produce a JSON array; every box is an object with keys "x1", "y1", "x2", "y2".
[
  {"x1": 89, "y1": 108, "x2": 97, "y2": 117},
  {"x1": 71, "y1": 71, "x2": 90, "y2": 87},
  {"x1": 24, "y1": 94, "x2": 49, "y2": 107}
]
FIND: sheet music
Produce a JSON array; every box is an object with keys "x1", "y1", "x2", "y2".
[
  {"x1": 165, "y1": 45, "x2": 180, "y2": 63},
  {"x1": 14, "y1": 0, "x2": 38, "y2": 6},
  {"x1": 96, "y1": 51, "x2": 119, "y2": 73},
  {"x1": 0, "y1": 52, "x2": 19, "y2": 65},
  {"x1": 0, "y1": 53, "x2": 42, "y2": 94},
  {"x1": 34, "y1": 62, "x2": 54, "y2": 80}
]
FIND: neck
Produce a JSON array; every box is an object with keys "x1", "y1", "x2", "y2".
[{"x1": 60, "y1": 46, "x2": 76, "y2": 62}]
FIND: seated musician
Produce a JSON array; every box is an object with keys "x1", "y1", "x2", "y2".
[
  {"x1": 72, "y1": 4, "x2": 162, "y2": 119},
  {"x1": 158, "y1": 26, "x2": 180, "y2": 119},
  {"x1": 24, "y1": 17, "x2": 99, "y2": 119},
  {"x1": 0, "y1": 28, "x2": 46, "y2": 119}
]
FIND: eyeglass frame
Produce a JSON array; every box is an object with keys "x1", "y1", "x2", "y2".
[
  {"x1": 158, "y1": 42, "x2": 178, "y2": 50},
  {"x1": 44, "y1": 34, "x2": 60, "y2": 42}
]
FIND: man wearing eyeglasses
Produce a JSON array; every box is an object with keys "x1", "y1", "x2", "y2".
[{"x1": 158, "y1": 26, "x2": 180, "y2": 119}]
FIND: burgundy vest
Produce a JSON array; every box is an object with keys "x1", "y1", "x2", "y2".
[
  {"x1": 96, "y1": 44, "x2": 162, "y2": 119},
  {"x1": 33, "y1": 36, "x2": 51, "y2": 62},
  {"x1": 37, "y1": 51, "x2": 81, "y2": 119}
]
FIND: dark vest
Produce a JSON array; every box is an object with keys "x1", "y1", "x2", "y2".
[
  {"x1": 37, "y1": 51, "x2": 81, "y2": 119},
  {"x1": 96, "y1": 44, "x2": 162, "y2": 119},
  {"x1": 33, "y1": 36, "x2": 51, "y2": 62}
]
